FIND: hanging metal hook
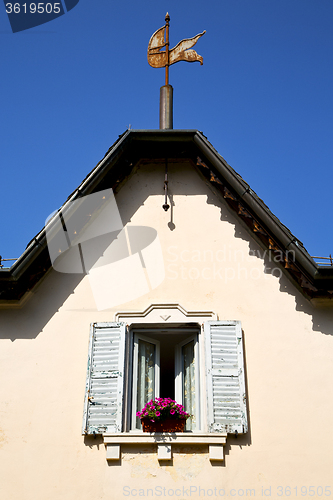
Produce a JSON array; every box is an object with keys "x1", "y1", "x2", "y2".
[{"x1": 163, "y1": 158, "x2": 170, "y2": 211}]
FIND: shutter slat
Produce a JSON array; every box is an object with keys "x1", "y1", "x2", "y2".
[
  {"x1": 205, "y1": 321, "x2": 248, "y2": 434},
  {"x1": 82, "y1": 322, "x2": 126, "y2": 435}
]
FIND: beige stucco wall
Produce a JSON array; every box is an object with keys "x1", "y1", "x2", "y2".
[{"x1": 1, "y1": 161, "x2": 333, "y2": 499}]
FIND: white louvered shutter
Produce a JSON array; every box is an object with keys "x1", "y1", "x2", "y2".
[
  {"x1": 204, "y1": 321, "x2": 248, "y2": 434},
  {"x1": 82, "y1": 322, "x2": 126, "y2": 434}
]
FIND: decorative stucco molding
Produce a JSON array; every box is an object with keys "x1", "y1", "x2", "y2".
[{"x1": 114, "y1": 303, "x2": 218, "y2": 324}]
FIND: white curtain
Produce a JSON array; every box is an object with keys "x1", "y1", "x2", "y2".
[
  {"x1": 183, "y1": 340, "x2": 195, "y2": 430},
  {"x1": 136, "y1": 340, "x2": 155, "y2": 427}
]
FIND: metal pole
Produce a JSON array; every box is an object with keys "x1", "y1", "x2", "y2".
[
  {"x1": 165, "y1": 12, "x2": 170, "y2": 86},
  {"x1": 159, "y1": 13, "x2": 173, "y2": 129},
  {"x1": 159, "y1": 84, "x2": 173, "y2": 129}
]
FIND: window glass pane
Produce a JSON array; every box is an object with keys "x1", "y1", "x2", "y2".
[
  {"x1": 137, "y1": 340, "x2": 155, "y2": 425},
  {"x1": 182, "y1": 340, "x2": 195, "y2": 430}
]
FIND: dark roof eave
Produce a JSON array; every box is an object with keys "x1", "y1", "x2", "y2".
[{"x1": 193, "y1": 132, "x2": 319, "y2": 278}]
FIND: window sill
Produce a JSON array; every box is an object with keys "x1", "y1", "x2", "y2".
[{"x1": 103, "y1": 433, "x2": 227, "y2": 462}]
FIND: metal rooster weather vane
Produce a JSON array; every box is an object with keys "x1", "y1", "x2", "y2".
[{"x1": 148, "y1": 13, "x2": 205, "y2": 130}]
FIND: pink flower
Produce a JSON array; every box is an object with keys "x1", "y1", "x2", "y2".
[
  {"x1": 170, "y1": 409, "x2": 175, "y2": 415},
  {"x1": 156, "y1": 411, "x2": 160, "y2": 416}
]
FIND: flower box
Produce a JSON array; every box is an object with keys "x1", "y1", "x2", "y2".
[
  {"x1": 141, "y1": 418, "x2": 186, "y2": 433},
  {"x1": 137, "y1": 398, "x2": 191, "y2": 433}
]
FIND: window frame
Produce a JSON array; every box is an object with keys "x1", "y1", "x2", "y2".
[
  {"x1": 128, "y1": 326, "x2": 201, "y2": 432},
  {"x1": 174, "y1": 333, "x2": 200, "y2": 431},
  {"x1": 131, "y1": 332, "x2": 160, "y2": 430}
]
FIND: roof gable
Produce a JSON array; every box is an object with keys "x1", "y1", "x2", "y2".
[{"x1": 1, "y1": 129, "x2": 333, "y2": 304}]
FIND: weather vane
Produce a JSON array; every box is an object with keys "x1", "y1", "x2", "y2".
[{"x1": 148, "y1": 13, "x2": 205, "y2": 129}]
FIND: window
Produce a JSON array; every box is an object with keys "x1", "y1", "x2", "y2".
[
  {"x1": 82, "y1": 320, "x2": 248, "y2": 436},
  {"x1": 132, "y1": 333, "x2": 160, "y2": 430},
  {"x1": 131, "y1": 328, "x2": 200, "y2": 431}
]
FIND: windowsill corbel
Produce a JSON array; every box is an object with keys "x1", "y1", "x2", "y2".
[{"x1": 103, "y1": 433, "x2": 227, "y2": 462}]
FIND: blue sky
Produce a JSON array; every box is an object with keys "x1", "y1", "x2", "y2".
[{"x1": 1, "y1": 0, "x2": 333, "y2": 263}]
